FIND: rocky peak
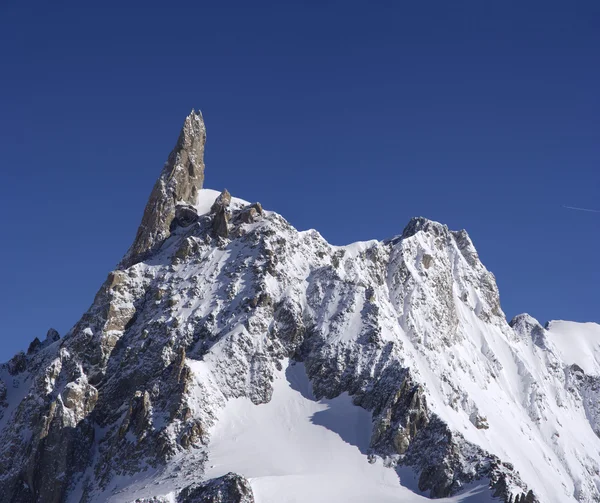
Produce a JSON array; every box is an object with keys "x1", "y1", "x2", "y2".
[
  {"x1": 120, "y1": 110, "x2": 206, "y2": 268},
  {"x1": 401, "y1": 216, "x2": 449, "y2": 239},
  {"x1": 510, "y1": 313, "x2": 547, "y2": 347},
  {"x1": 510, "y1": 313, "x2": 543, "y2": 332},
  {"x1": 46, "y1": 328, "x2": 60, "y2": 343}
]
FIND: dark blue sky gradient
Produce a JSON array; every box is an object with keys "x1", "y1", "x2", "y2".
[{"x1": 1, "y1": 1, "x2": 598, "y2": 360}]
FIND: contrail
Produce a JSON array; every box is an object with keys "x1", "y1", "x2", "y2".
[{"x1": 562, "y1": 205, "x2": 600, "y2": 213}]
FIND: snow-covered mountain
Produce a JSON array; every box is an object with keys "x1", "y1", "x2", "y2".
[{"x1": 1, "y1": 111, "x2": 599, "y2": 503}]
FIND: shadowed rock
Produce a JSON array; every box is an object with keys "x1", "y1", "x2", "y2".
[
  {"x1": 171, "y1": 204, "x2": 200, "y2": 230},
  {"x1": 0, "y1": 380, "x2": 6, "y2": 404},
  {"x1": 178, "y1": 473, "x2": 254, "y2": 503},
  {"x1": 7, "y1": 351, "x2": 27, "y2": 375},
  {"x1": 46, "y1": 328, "x2": 60, "y2": 343},
  {"x1": 27, "y1": 337, "x2": 41, "y2": 355}
]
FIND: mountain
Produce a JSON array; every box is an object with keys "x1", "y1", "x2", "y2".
[{"x1": 1, "y1": 111, "x2": 599, "y2": 503}]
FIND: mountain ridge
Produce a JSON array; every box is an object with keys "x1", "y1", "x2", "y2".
[{"x1": 1, "y1": 112, "x2": 599, "y2": 503}]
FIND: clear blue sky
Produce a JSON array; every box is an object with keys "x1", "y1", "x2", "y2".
[{"x1": 1, "y1": 1, "x2": 598, "y2": 361}]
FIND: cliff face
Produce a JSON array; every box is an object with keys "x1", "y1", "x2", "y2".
[{"x1": 1, "y1": 114, "x2": 599, "y2": 503}]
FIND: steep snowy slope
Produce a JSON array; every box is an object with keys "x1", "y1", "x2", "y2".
[
  {"x1": 1, "y1": 111, "x2": 599, "y2": 503},
  {"x1": 202, "y1": 360, "x2": 498, "y2": 503},
  {"x1": 545, "y1": 321, "x2": 600, "y2": 375}
]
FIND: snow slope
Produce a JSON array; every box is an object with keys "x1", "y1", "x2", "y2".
[
  {"x1": 204, "y1": 359, "x2": 497, "y2": 503},
  {"x1": 546, "y1": 320, "x2": 600, "y2": 375}
]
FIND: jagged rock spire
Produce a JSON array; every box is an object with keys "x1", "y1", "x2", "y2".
[{"x1": 120, "y1": 110, "x2": 206, "y2": 268}]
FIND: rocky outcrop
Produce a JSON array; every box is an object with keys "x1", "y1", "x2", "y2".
[
  {"x1": 238, "y1": 203, "x2": 263, "y2": 224},
  {"x1": 14, "y1": 378, "x2": 97, "y2": 503},
  {"x1": 211, "y1": 189, "x2": 231, "y2": 238},
  {"x1": 121, "y1": 110, "x2": 206, "y2": 268},
  {"x1": 178, "y1": 473, "x2": 254, "y2": 503}
]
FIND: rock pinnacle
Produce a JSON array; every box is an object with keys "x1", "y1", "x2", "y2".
[{"x1": 120, "y1": 110, "x2": 206, "y2": 268}]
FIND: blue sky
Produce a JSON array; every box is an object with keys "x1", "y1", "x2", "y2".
[{"x1": 0, "y1": 1, "x2": 598, "y2": 361}]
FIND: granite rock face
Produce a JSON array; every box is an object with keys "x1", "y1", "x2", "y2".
[{"x1": 121, "y1": 110, "x2": 206, "y2": 268}]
